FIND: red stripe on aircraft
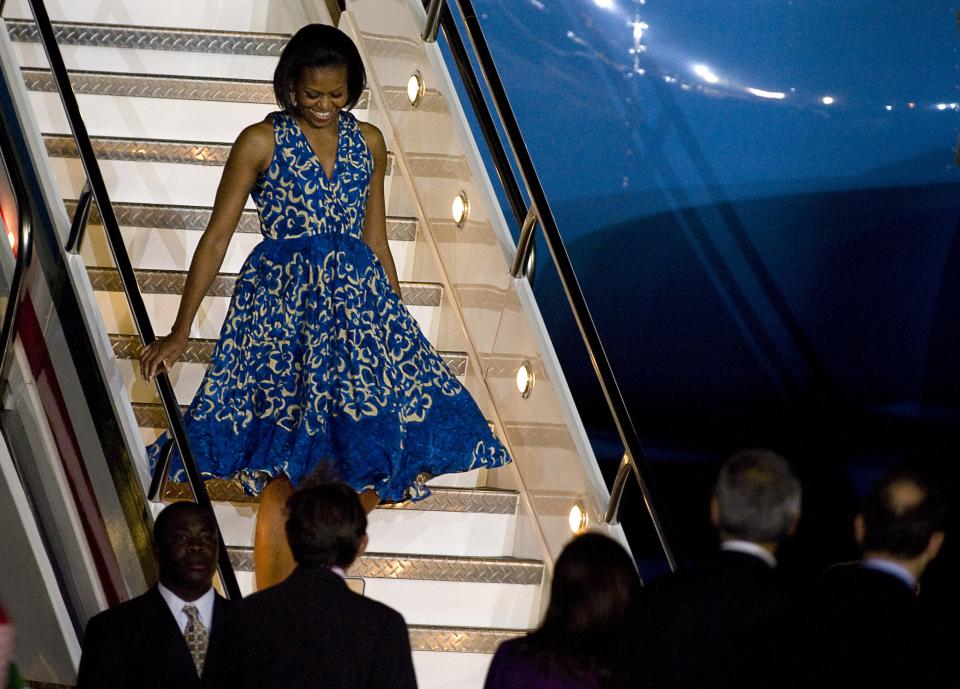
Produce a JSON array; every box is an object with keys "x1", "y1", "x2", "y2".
[{"x1": 17, "y1": 293, "x2": 125, "y2": 607}]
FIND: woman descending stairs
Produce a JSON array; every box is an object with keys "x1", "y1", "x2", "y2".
[{"x1": 2, "y1": 1, "x2": 550, "y2": 686}]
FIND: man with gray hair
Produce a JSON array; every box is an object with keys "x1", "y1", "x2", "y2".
[{"x1": 625, "y1": 449, "x2": 802, "y2": 689}]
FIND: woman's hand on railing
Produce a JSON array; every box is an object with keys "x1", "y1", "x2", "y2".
[{"x1": 140, "y1": 332, "x2": 188, "y2": 383}]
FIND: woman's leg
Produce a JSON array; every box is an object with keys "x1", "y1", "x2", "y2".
[
  {"x1": 359, "y1": 489, "x2": 380, "y2": 514},
  {"x1": 254, "y1": 475, "x2": 296, "y2": 590}
]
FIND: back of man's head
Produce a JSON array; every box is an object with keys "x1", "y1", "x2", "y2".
[
  {"x1": 713, "y1": 449, "x2": 802, "y2": 544},
  {"x1": 861, "y1": 470, "x2": 945, "y2": 559},
  {"x1": 285, "y1": 481, "x2": 367, "y2": 569}
]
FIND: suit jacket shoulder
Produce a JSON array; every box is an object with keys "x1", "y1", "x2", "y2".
[
  {"x1": 214, "y1": 567, "x2": 416, "y2": 689},
  {"x1": 629, "y1": 550, "x2": 792, "y2": 689}
]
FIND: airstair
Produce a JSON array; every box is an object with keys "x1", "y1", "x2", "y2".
[{"x1": 0, "y1": 1, "x2": 668, "y2": 686}]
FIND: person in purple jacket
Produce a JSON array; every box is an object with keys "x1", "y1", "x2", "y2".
[{"x1": 484, "y1": 532, "x2": 640, "y2": 689}]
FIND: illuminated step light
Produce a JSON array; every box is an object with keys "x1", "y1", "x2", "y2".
[
  {"x1": 515, "y1": 360, "x2": 534, "y2": 399},
  {"x1": 452, "y1": 191, "x2": 469, "y2": 228},
  {"x1": 407, "y1": 71, "x2": 425, "y2": 108},
  {"x1": 568, "y1": 501, "x2": 587, "y2": 533}
]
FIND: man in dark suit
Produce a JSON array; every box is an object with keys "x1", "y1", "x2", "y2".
[
  {"x1": 791, "y1": 470, "x2": 946, "y2": 689},
  {"x1": 627, "y1": 449, "x2": 802, "y2": 689},
  {"x1": 211, "y1": 481, "x2": 418, "y2": 689},
  {"x1": 77, "y1": 501, "x2": 233, "y2": 689}
]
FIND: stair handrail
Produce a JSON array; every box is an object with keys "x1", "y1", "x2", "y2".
[
  {"x1": 426, "y1": 0, "x2": 680, "y2": 571},
  {"x1": 22, "y1": 0, "x2": 242, "y2": 599}
]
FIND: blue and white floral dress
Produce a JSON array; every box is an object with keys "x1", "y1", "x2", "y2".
[{"x1": 149, "y1": 110, "x2": 510, "y2": 500}]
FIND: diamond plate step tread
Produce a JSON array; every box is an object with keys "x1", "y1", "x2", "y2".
[
  {"x1": 110, "y1": 333, "x2": 468, "y2": 376},
  {"x1": 227, "y1": 548, "x2": 544, "y2": 585},
  {"x1": 408, "y1": 626, "x2": 524, "y2": 654},
  {"x1": 64, "y1": 200, "x2": 418, "y2": 240},
  {"x1": 87, "y1": 267, "x2": 442, "y2": 306},
  {"x1": 45, "y1": 134, "x2": 395, "y2": 172},
  {"x1": 46, "y1": 133, "x2": 230, "y2": 166},
  {"x1": 5, "y1": 19, "x2": 288, "y2": 56},
  {"x1": 132, "y1": 402, "x2": 185, "y2": 428},
  {"x1": 23, "y1": 67, "x2": 275, "y2": 104},
  {"x1": 163, "y1": 479, "x2": 517, "y2": 514},
  {"x1": 22, "y1": 67, "x2": 373, "y2": 109}
]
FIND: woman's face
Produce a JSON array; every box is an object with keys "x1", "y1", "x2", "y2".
[{"x1": 294, "y1": 65, "x2": 350, "y2": 130}]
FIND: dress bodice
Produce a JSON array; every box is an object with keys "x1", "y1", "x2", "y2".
[{"x1": 252, "y1": 110, "x2": 372, "y2": 241}]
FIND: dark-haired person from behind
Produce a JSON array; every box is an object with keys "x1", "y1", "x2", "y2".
[
  {"x1": 625, "y1": 449, "x2": 802, "y2": 689},
  {"x1": 77, "y1": 502, "x2": 233, "y2": 689},
  {"x1": 791, "y1": 469, "x2": 946, "y2": 689},
  {"x1": 483, "y1": 532, "x2": 640, "y2": 689},
  {"x1": 210, "y1": 480, "x2": 417, "y2": 689}
]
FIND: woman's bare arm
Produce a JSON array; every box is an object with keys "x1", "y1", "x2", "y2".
[
  {"x1": 139, "y1": 121, "x2": 273, "y2": 381},
  {"x1": 359, "y1": 122, "x2": 401, "y2": 294}
]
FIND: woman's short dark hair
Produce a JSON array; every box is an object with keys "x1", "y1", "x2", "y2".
[
  {"x1": 522, "y1": 532, "x2": 640, "y2": 685},
  {"x1": 285, "y1": 481, "x2": 367, "y2": 568},
  {"x1": 273, "y1": 24, "x2": 366, "y2": 112}
]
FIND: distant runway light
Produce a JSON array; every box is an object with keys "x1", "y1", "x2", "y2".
[
  {"x1": 746, "y1": 87, "x2": 785, "y2": 100},
  {"x1": 884, "y1": 105, "x2": 893, "y2": 111},
  {"x1": 594, "y1": 0, "x2": 615, "y2": 8},
  {"x1": 821, "y1": 96, "x2": 835, "y2": 105},
  {"x1": 937, "y1": 103, "x2": 948, "y2": 111},
  {"x1": 692, "y1": 64, "x2": 719, "y2": 84}
]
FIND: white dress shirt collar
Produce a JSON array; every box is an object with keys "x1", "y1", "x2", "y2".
[
  {"x1": 721, "y1": 539, "x2": 778, "y2": 568},
  {"x1": 157, "y1": 583, "x2": 216, "y2": 634},
  {"x1": 862, "y1": 557, "x2": 916, "y2": 592}
]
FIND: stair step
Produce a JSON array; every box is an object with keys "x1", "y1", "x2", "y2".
[
  {"x1": 64, "y1": 201, "x2": 417, "y2": 240},
  {"x1": 227, "y1": 548, "x2": 543, "y2": 585},
  {"x1": 164, "y1": 479, "x2": 518, "y2": 513},
  {"x1": 86, "y1": 267, "x2": 442, "y2": 306},
  {"x1": 1, "y1": 0, "x2": 323, "y2": 34},
  {"x1": 22, "y1": 67, "x2": 372, "y2": 109},
  {"x1": 43, "y1": 133, "x2": 395, "y2": 173},
  {"x1": 227, "y1": 550, "x2": 541, "y2": 627},
  {"x1": 5, "y1": 19, "x2": 287, "y2": 56},
  {"x1": 214, "y1": 500, "x2": 514, "y2": 557},
  {"x1": 410, "y1": 626, "x2": 522, "y2": 654},
  {"x1": 110, "y1": 333, "x2": 467, "y2": 375},
  {"x1": 23, "y1": 67, "x2": 275, "y2": 103}
]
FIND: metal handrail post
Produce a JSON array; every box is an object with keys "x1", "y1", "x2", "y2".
[
  {"x1": 439, "y1": 0, "x2": 679, "y2": 571},
  {"x1": 65, "y1": 181, "x2": 92, "y2": 253},
  {"x1": 422, "y1": 0, "x2": 444, "y2": 42},
  {"x1": 25, "y1": 0, "x2": 242, "y2": 598},
  {"x1": 509, "y1": 206, "x2": 538, "y2": 278}
]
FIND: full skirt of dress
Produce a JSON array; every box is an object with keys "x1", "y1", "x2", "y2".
[{"x1": 148, "y1": 231, "x2": 509, "y2": 501}]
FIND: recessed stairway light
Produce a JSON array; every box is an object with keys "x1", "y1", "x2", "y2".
[
  {"x1": 515, "y1": 361, "x2": 534, "y2": 398},
  {"x1": 407, "y1": 71, "x2": 425, "y2": 108},
  {"x1": 568, "y1": 501, "x2": 587, "y2": 533},
  {"x1": 452, "y1": 191, "x2": 469, "y2": 227}
]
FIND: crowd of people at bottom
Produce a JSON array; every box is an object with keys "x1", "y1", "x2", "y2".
[{"x1": 69, "y1": 450, "x2": 948, "y2": 689}]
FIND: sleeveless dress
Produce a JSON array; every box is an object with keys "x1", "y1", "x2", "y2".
[{"x1": 148, "y1": 110, "x2": 510, "y2": 501}]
